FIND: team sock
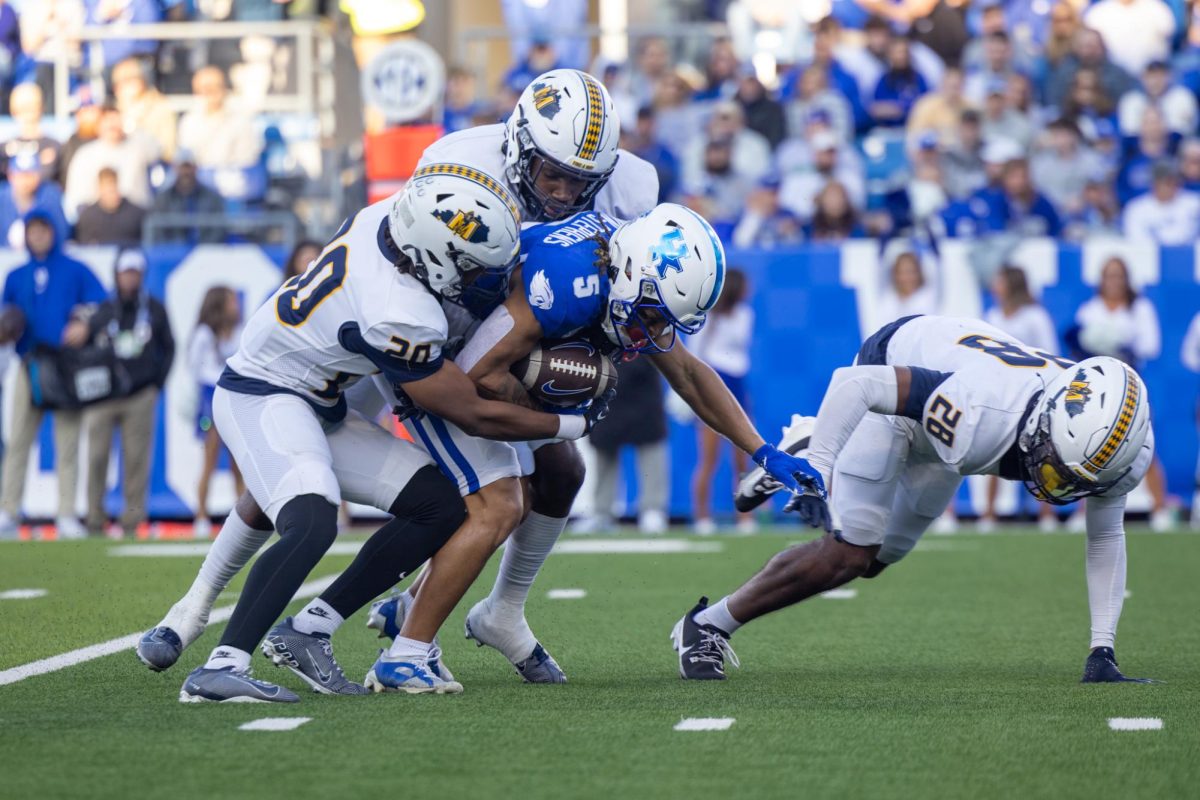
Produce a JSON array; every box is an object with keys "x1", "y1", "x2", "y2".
[
  {"x1": 695, "y1": 596, "x2": 743, "y2": 636},
  {"x1": 160, "y1": 512, "x2": 273, "y2": 644},
  {"x1": 386, "y1": 635, "x2": 432, "y2": 662},
  {"x1": 204, "y1": 645, "x2": 251, "y2": 672},
  {"x1": 488, "y1": 512, "x2": 566, "y2": 609},
  {"x1": 293, "y1": 599, "x2": 344, "y2": 636}
]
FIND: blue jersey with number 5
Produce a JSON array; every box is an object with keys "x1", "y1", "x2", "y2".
[{"x1": 520, "y1": 211, "x2": 615, "y2": 339}]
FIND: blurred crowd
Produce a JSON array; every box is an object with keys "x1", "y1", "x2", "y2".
[
  {"x1": 0, "y1": 0, "x2": 326, "y2": 250},
  {"x1": 451, "y1": 0, "x2": 1200, "y2": 249}
]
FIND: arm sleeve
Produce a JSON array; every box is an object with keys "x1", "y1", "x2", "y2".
[
  {"x1": 338, "y1": 321, "x2": 445, "y2": 386},
  {"x1": 1084, "y1": 494, "x2": 1128, "y2": 650},
  {"x1": 805, "y1": 365, "x2": 900, "y2": 485}
]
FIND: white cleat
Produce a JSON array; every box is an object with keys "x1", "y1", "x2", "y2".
[
  {"x1": 464, "y1": 598, "x2": 566, "y2": 683},
  {"x1": 55, "y1": 516, "x2": 86, "y2": 540}
]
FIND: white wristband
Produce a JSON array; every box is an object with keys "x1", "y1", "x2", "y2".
[{"x1": 555, "y1": 414, "x2": 587, "y2": 440}]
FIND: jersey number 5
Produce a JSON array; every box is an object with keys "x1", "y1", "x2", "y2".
[
  {"x1": 277, "y1": 245, "x2": 348, "y2": 327},
  {"x1": 573, "y1": 274, "x2": 600, "y2": 298},
  {"x1": 925, "y1": 394, "x2": 961, "y2": 447}
]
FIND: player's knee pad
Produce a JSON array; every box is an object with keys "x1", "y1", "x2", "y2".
[
  {"x1": 387, "y1": 465, "x2": 467, "y2": 532},
  {"x1": 274, "y1": 494, "x2": 339, "y2": 559}
]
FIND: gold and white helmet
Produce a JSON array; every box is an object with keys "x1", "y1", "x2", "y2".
[{"x1": 1019, "y1": 357, "x2": 1152, "y2": 504}]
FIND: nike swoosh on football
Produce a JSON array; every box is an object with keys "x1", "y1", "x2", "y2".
[{"x1": 540, "y1": 381, "x2": 590, "y2": 396}]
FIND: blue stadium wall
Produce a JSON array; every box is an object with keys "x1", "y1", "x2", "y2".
[{"x1": 5, "y1": 239, "x2": 1199, "y2": 521}]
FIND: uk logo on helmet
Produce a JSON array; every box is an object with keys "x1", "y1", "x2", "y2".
[
  {"x1": 433, "y1": 209, "x2": 490, "y2": 244},
  {"x1": 531, "y1": 81, "x2": 562, "y2": 118},
  {"x1": 649, "y1": 228, "x2": 689, "y2": 278},
  {"x1": 1064, "y1": 369, "x2": 1093, "y2": 417}
]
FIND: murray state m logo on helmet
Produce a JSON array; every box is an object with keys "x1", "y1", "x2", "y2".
[
  {"x1": 531, "y1": 81, "x2": 561, "y2": 118},
  {"x1": 1064, "y1": 369, "x2": 1093, "y2": 417},
  {"x1": 433, "y1": 209, "x2": 491, "y2": 244}
]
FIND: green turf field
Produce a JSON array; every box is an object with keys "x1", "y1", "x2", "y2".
[{"x1": 1, "y1": 527, "x2": 1197, "y2": 800}]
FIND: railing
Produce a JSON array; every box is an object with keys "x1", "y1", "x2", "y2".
[
  {"x1": 53, "y1": 20, "x2": 335, "y2": 126},
  {"x1": 142, "y1": 211, "x2": 303, "y2": 252}
]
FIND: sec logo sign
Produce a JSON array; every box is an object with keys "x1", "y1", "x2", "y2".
[{"x1": 361, "y1": 39, "x2": 445, "y2": 123}]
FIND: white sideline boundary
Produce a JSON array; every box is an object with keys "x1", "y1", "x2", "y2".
[
  {"x1": 1108, "y1": 717, "x2": 1163, "y2": 731},
  {"x1": 0, "y1": 574, "x2": 337, "y2": 688},
  {"x1": 675, "y1": 718, "x2": 735, "y2": 731},
  {"x1": 239, "y1": 717, "x2": 312, "y2": 732}
]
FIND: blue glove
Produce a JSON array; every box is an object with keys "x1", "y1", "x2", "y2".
[
  {"x1": 752, "y1": 444, "x2": 826, "y2": 499},
  {"x1": 784, "y1": 491, "x2": 832, "y2": 532}
]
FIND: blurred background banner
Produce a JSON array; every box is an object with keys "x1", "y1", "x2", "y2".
[{"x1": 3, "y1": 238, "x2": 1197, "y2": 522}]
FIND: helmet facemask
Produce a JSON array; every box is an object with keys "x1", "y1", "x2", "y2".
[
  {"x1": 510, "y1": 120, "x2": 615, "y2": 220},
  {"x1": 1019, "y1": 388, "x2": 1126, "y2": 505},
  {"x1": 606, "y1": 276, "x2": 706, "y2": 354}
]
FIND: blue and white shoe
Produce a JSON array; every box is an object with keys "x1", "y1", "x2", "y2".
[
  {"x1": 366, "y1": 594, "x2": 406, "y2": 640},
  {"x1": 179, "y1": 665, "x2": 300, "y2": 703},
  {"x1": 137, "y1": 627, "x2": 184, "y2": 672},
  {"x1": 464, "y1": 598, "x2": 566, "y2": 684},
  {"x1": 364, "y1": 652, "x2": 464, "y2": 695},
  {"x1": 366, "y1": 593, "x2": 455, "y2": 682},
  {"x1": 261, "y1": 617, "x2": 368, "y2": 695},
  {"x1": 513, "y1": 644, "x2": 567, "y2": 684}
]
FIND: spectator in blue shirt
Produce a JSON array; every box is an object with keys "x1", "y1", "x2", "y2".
[
  {"x1": 621, "y1": 106, "x2": 678, "y2": 202},
  {"x1": 693, "y1": 38, "x2": 741, "y2": 104},
  {"x1": 0, "y1": 152, "x2": 70, "y2": 249},
  {"x1": 780, "y1": 17, "x2": 869, "y2": 133},
  {"x1": 870, "y1": 38, "x2": 929, "y2": 128},
  {"x1": 1116, "y1": 105, "x2": 1177, "y2": 205},
  {"x1": 501, "y1": 37, "x2": 562, "y2": 95},
  {"x1": 0, "y1": 209, "x2": 106, "y2": 538},
  {"x1": 976, "y1": 157, "x2": 1063, "y2": 237},
  {"x1": 443, "y1": 67, "x2": 484, "y2": 133},
  {"x1": 85, "y1": 0, "x2": 163, "y2": 78}
]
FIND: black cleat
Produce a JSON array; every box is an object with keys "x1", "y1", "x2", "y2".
[
  {"x1": 1081, "y1": 647, "x2": 1160, "y2": 684},
  {"x1": 670, "y1": 597, "x2": 739, "y2": 680}
]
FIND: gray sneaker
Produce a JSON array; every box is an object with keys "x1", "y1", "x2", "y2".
[
  {"x1": 262, "y1": 617, "x2": 368, "y2": 695},
  {"x1": 137, "y1": 626, "x2": 184, "y2": 671},
  {"x1": 514, "y1": 643, "x2": 567, "y2": 684},
  {"x1": 179, "y1": 665, "x2": 300, "y2": 703}
]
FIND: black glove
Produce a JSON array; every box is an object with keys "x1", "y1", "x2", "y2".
[
  {"x1": 583, "y1": 388, "x2": 616, "y2": 433},
  {"x1": 784, "y1": 490, "x2": 833, "y2": 532},
  {"x1": 391, "y1": 391, "x2": 424, "y2": 423}
]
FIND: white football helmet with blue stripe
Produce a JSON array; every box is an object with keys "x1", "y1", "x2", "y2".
[
  {"x1": 503, "y1": 69, "x2": 620, "y2": 220},
  {"x1": 1019, "y1": 356, "x2": 1151, "y2": 504},
  {"x1": 602, "y1": 203, "x2": 726, "y2": 353}
]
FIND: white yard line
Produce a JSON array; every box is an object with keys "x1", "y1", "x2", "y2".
[
  {"x1": 546, "y1": 588, "x2": 587, "y2": 600},
  {"x1": 820, "y1": 588, "x2": 857, "y2": 600},
  {"x1": 1108, "y1": 718, "x2": 1163, "y2": 731},
  {"x1": 0, "y1": 574, "x2": 338, "y2": 688},
  {"x1": 0, "y1": 589, "x2": 47, "y2": 600},
  {"x1": 674, "y1": 718, "x2": 735, "y2": 731},
  {"x1": 239, "y1": 717, "x2": 312, "y2": 732}
]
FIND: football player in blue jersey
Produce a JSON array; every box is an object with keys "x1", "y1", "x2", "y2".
[{"x1": 365, "y1": 203, "x2": 825, "y2": 684}]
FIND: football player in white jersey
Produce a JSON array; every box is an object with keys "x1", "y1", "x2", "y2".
[
  {"x1": 672, "y1": 314, "x2": 1158, "y2": 684},
  {"x1": 367, "y1": 204, "x2": 825, "y2": 684},
  {"x1": 138, "y1": 69, "x2": 662, "y2": 684},
  {"x1": 172, "y1": 166, "x2": 603, "y2": 703}
]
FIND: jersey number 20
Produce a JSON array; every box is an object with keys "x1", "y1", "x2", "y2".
[{"x1": 277, "y1": 245, "x2": 348, "y2": 327}]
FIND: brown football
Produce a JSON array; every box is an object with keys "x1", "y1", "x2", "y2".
[{"x1": 512, "y1": 339, "x2": 618, "y2": 408}]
